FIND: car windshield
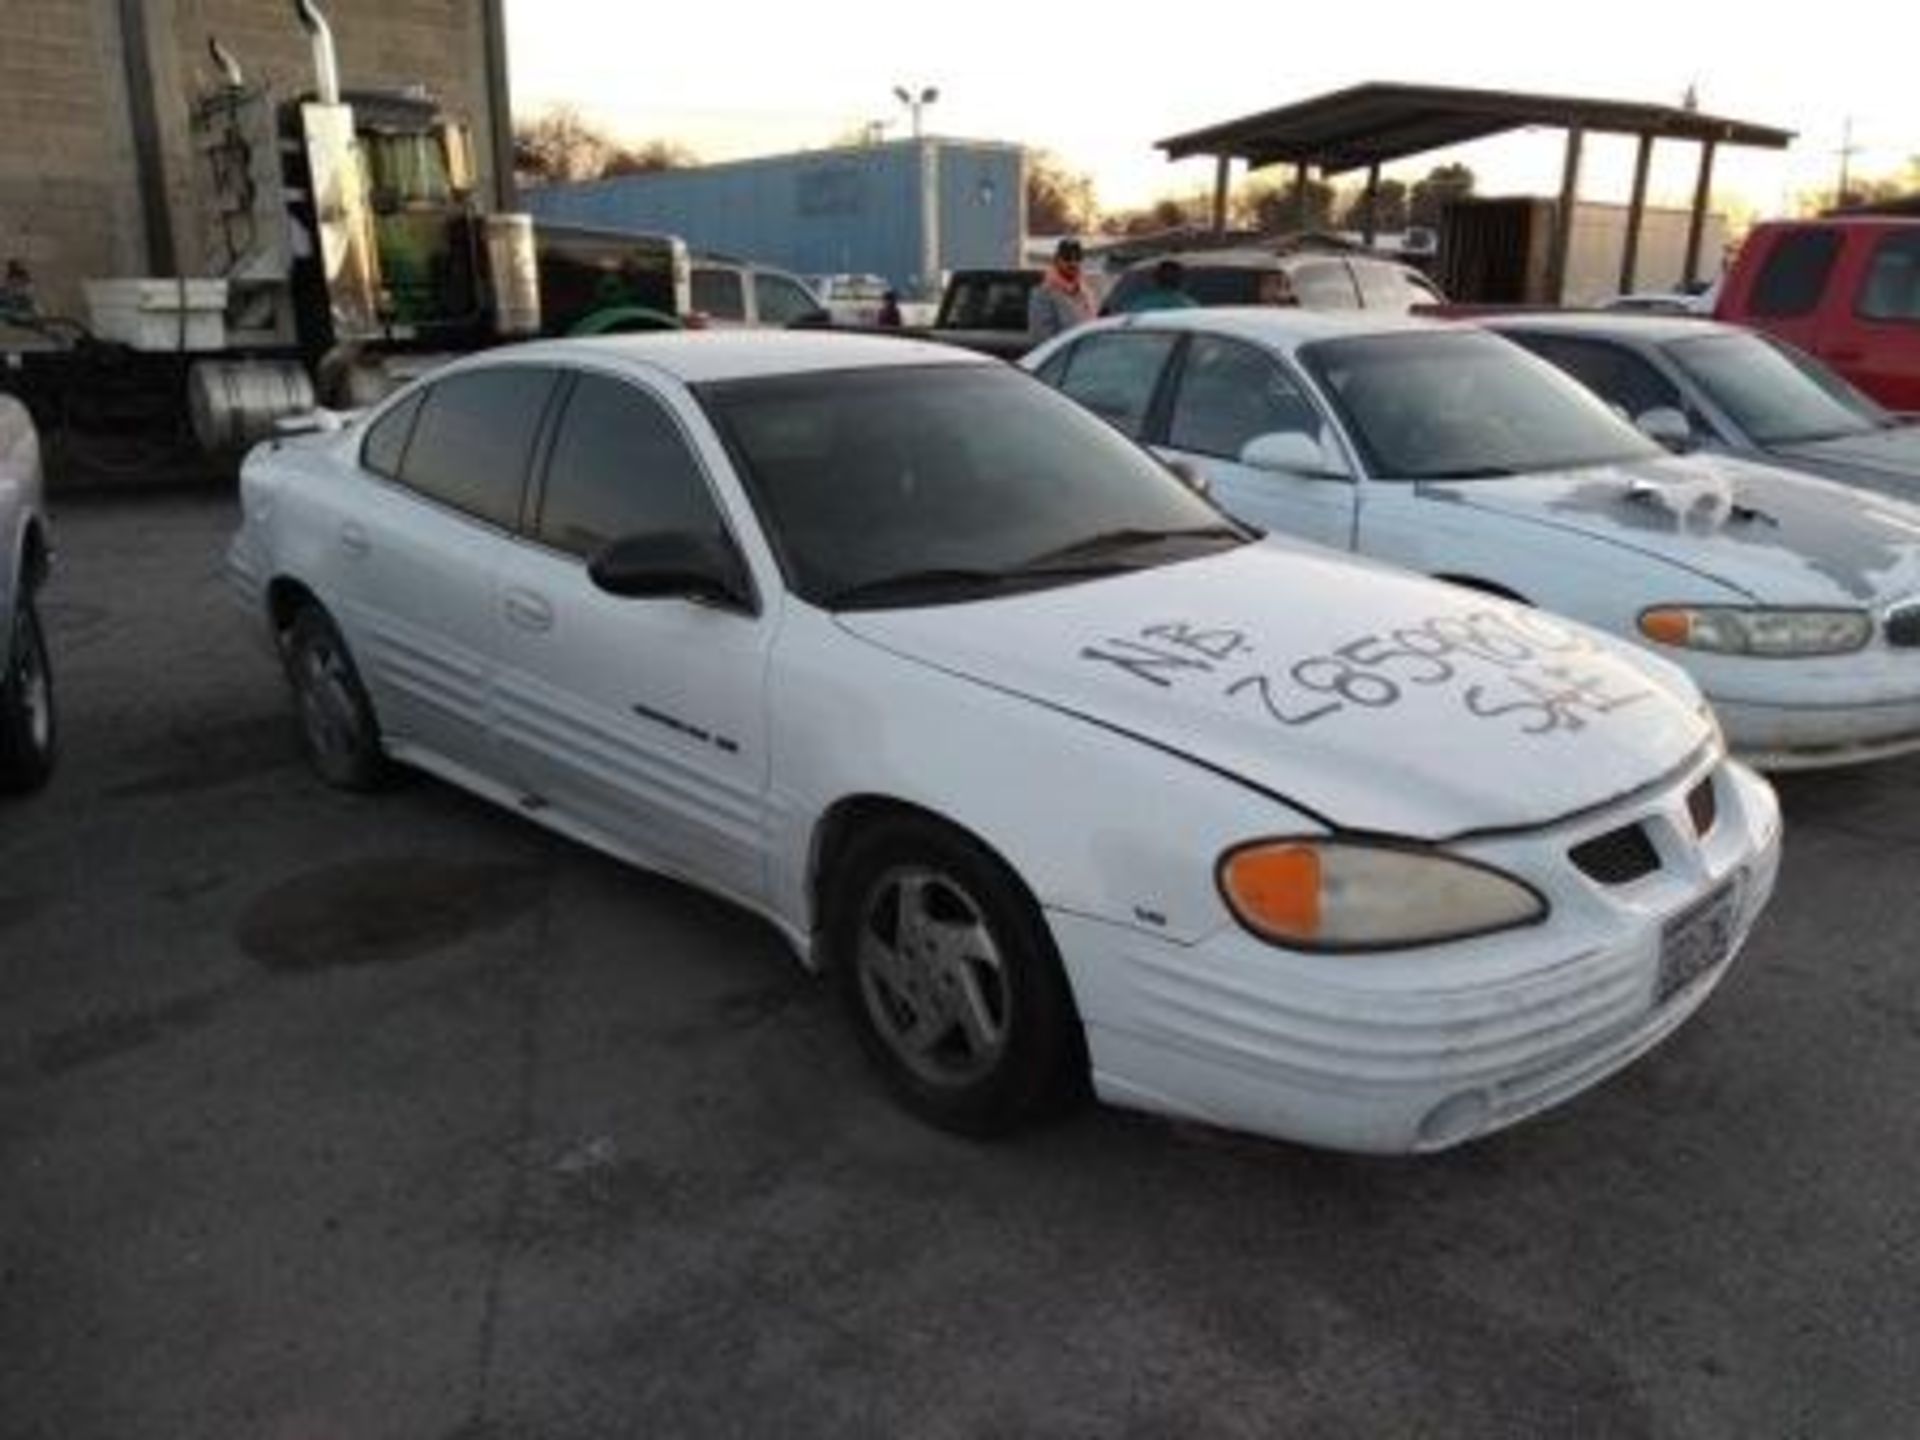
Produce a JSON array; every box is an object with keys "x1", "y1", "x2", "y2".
[
  {"x1": 1298, "y1": 330, "x2": 1662, "y2": 479},
  {"x1": 1664, "y1": 331, "x2": 1888, "y2": 445},
  {"x1": 696, "y1": 364, "x2": 1246, "y2": 609}
]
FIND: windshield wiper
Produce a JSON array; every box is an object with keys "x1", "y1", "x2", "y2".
[
  {"x1": 1411, "y1": 465, "x2": 1517, "y2": 480},
  {"x1": 824, "y1": 567, "x2": 1020, "y2": 609},
  {"x1": 1019, "y1": 524, "x2": 1248, "y2": 567}
]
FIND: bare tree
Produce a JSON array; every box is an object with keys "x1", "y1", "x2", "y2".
[
  {"x1": 514, "y1": 107, "x2": 698, "y2": 184},
  {"x1": 601, "y1": 140, "x2": 698, "y2": 177},
  {"x1": 1026, "y1": 151, "x2": 1097, "y2": 234}
]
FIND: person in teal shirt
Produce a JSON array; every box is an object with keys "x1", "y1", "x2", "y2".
[{"x1": 1116, "y1": 259, "x2": 1199, "y2": 313}]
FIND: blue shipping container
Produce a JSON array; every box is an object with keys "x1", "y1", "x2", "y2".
[{"x1": 524, "y1": 139, "x2": 1026, "y2": 299}]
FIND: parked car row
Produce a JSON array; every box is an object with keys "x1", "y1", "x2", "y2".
[{"x1": 1025, "y1": 308, "x2": 1920, "y2": 770}]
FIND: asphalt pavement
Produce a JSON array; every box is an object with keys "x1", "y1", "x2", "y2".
[{"x1": 2, "y1": 493, "x2": 1916, "y2": 1439}]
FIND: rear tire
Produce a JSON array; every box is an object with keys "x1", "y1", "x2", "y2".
[
  {"x1": 0, "y1": 591, "x2": 55, "y2": 794},
  {"x1": 284, "y1": 605, "x2": 388, "y2": 791},
  {"x1": 825, "y1": 814, "x2": 1086, "y2": 1136}
]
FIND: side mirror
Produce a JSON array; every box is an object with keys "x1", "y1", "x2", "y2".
[
  {"x1": 588, "y1": 531, "x2": 753, "y2": 610},
  {"x1": 1240, "y1": 430, "x2": 1349, "y2": 479},
  {"x1": 1165, "y1": 457, "x2": 1211, "y2": 497},
  {"x1": 1636, "y1": 406, "x2": 1695, "y2": 452}
]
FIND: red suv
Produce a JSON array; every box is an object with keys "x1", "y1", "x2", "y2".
[{"x1": 1715, "y1": 217, "x2": 1920, "y2": 412}]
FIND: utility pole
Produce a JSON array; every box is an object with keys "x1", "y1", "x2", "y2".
[{"x1": 1835, "y1": 117, "x2": 1862, "y2": 208}]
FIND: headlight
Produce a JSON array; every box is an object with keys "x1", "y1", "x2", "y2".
[
  {"x1": 1639, "y1": 606, "x2": 1870, "y2": 657},
  {"x1": 1217, "y1": 840, "x2": 1547, "y2": 952}
]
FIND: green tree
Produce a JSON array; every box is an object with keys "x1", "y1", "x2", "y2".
[
  {"x1": 1238, "y1": 176, "x2": 1337, "y2": 233},
  {"x1": 1337, "y1": 178, "x2": 1409, "y2": 232},
  {"x1": 1408, "y1": 163, "x2": 1475, "y2": 227}
]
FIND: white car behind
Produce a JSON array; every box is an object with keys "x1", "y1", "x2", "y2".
[
  {"x1": 1027, "y1": 308, "x2": 1920, "y2": 769},
  {"x1": 229, "y1": 333, "x2": 1780, "y2": 1154}
]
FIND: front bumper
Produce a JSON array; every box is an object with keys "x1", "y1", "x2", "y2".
[
  {"x1": 1051, "y1": 756, "x2": 1781, "y2": 1154},
  {"x1": 1714, "y1": 694, "x2": 1920, "y2": 770}
]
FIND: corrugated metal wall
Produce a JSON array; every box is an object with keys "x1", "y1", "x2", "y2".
[{"x1": 525, "y1": 141, "x2": 1024, "y2": 297}]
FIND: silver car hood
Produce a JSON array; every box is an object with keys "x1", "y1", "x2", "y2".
[
  {"x1": 1421, "y1": 453, "x2": 1920, "y2": 607},
  {"x1": 1772, "y1": 423, "x2": 1920, "y2": 502}
]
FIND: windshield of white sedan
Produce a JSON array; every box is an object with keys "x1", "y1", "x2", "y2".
[
  {"x1": 1299, "y1": 331, "x2": 1662, "y2": 479},
  {"x1": 697, "y1": 366, "x2": 1246, "y2": 608},
  {"x1": 1665, "y1": 333, "x2": 1888, "y2": 445}
]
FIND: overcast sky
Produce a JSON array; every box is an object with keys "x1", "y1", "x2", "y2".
[{"x1": 505, "y1": 0, "x2": 1916, "y2": 218}]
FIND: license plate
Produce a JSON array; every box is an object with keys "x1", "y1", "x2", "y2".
[{"x1": 1657, "y1": 878, "x2": 1740, "y2": 1004}]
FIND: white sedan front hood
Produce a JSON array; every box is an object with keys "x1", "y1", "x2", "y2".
[
  {"x1": 838, "y1": 540, "x2": 1712, "y2": 840},
  {"x1": 1423, "y1": 452, "x2": 1920, "y2": 607}
]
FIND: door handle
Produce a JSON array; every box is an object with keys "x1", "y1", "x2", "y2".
[
  {"x1": 503, "y1": 588, "x2": 554, "y2": 633},
  {"x1": 338, "y1": 521, "x2": 370, "y2": 557}
]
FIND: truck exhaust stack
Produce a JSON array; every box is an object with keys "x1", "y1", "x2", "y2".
[{"x1": 291, "y1": 0, "x2": 341, "y2": 105}]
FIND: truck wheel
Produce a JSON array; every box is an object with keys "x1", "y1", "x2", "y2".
[
  {"x1": 285, "y1": 605, "x2": 388, "y2": 791},
  {"x1": 0, "y1": 591, "x2": 56, "y2": 794},
  {"x1": 826, "y1": 813, "x2": 1086, "y2": 1136}
]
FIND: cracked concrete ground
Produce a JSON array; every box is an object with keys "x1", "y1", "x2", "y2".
[{"x1": 2, "y1": 493, "x2": 1918, "y2": 1439}]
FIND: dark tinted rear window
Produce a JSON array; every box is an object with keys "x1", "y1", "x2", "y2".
[
  {"x1": 398, "y1": 368, "x2": 556, "y2": 527},
  {"x1": 1750, "y1": 229, "x2": 1842, "y2": 318}
]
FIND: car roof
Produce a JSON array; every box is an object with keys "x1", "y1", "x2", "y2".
[
  {"x1": 1118, "y1": 247, "x2": 1412, "y2": 275},
  {"x1": 453, "y1": 331, "x2": 995, "y2": 385},
  {"x1": 1483, "y1": 312, "x2": 1745, "y2": 345},
  {"x1": 1081, "y1": 304, "x2": 1454, "y2": 349}
]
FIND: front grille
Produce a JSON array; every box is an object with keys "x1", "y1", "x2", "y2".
[
  {"x1": 1887, "y1": 602, "x2": 1920, "y2": 648},
  {"x1": 1570, "y1": 823, "x2": 1661, "y2": 885},
  {"x1": 1687, "y1": 776, "x2": 1719, "y2": 837}
]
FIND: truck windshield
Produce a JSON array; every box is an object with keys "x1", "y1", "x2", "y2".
[
  {"x1": 697, "y1": 364, "x2": 1245, "y2": 608},
  {"x1": 1665, "y1": 332, "x2": 1887, "y2": 446},
  {"x1": 1298, "y1": 330, "x2": 1662, "y2": 479},
  {"x1": 363, "y1": 133, "x2": 450, "y2": 207}
]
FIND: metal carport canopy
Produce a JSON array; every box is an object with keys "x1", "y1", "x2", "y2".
[
  {"x1": 1157, "y1": 82, "x2": 1795, "y2": 297},
  {"x1": 1156, "y1": 82, "x2": 1793, "y2": 174}
]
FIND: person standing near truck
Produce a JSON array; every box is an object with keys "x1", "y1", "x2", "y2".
[{"x1": 1028, "y1": 238, "x2": 1098, "y2": 340}]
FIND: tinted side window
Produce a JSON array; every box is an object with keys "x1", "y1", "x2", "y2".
[
  {"x1": 1168, "y1": 335, "x2": 1322, "y2": 460},
  {"x1": 1506, "y1": 335, "x2": 1684, "y2": 420},
  {"x1": 692, "y1": 268, "x2": 745, "y2": 319},
  {"x1": 361, "y1": 390, "x2": 423, "y2": 478},
  {"x1": 1859, "y1": 232, "x2": 1920, "y2": 322},
  {"x1": 398, "y1": 368, "x2": 556, "y2": 527},
  {"x1": 537, "y1": 375, "x2": 723, "y2": 559},
  {"x1": 754, "y1": 274, "x2": 818, "y2": 325},
  {"x1": 1182, "y1": 268, "x2": 1265, "y2": 306},
  {"x1": 1032, "y1": 345, "x2": 1074, "y2": 389},
  {"x1": 1053, "y1": 332, "x2": 1178, "y2": 437},
  {"x1": 1750, "y1": 229, "x2": 1841, "y2": 318}
]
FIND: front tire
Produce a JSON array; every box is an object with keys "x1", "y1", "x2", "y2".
[
  {"x1": 826, "y1": 814, "x2": 1085, "y2": 1136},
  {"x1": 285, "y1": 605, "x2": 388, "y2": 791},
  {"x1": 0, "y1": 592, "x2": 55, "y2": 794}
]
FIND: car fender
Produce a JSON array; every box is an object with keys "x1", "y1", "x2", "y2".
[{"x1": 764, "y1": 605, "x2": 1311, "y2": 951}]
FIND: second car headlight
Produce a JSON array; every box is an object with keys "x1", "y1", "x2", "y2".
[
  {"x1": 1638, "y1": 605, "x2": 1871, "y2": 657},
  {"x1": 1217, "y1": 840, "x2": 1547, "y2": 952}
]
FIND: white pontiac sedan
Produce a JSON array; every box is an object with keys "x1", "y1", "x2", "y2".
[
  {"x1": 228, "y1": 333, "x2": 1781, "y2": 1154},
  {"x1": 1026, "y1": 309, "x2": 1920, "y2": 770}
]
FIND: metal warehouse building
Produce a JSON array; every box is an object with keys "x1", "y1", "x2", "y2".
[{"x1": 524, "y1": 139, "x2": 1027, "y2": 299}]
